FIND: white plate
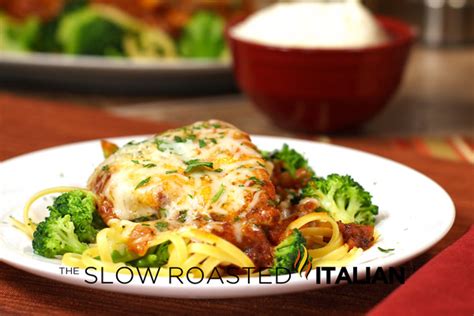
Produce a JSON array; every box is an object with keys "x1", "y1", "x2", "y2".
[
  {"x1": 0, "y1": 52, "x2": 234, "y2": 94},
  {"x1": 0, "y1": 136, "x2": 455, "y2": 298}
]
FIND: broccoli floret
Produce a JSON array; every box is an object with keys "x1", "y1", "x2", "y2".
[
  {"x1": 269, "y1": 144, "x2": 314, "y2": 177},
  {"x1": 129, "y1": 241, "x2": 170, "y2": 268},
  {"x1": 178, "y1": 11, "x2": 226, "y2": 58},
  {"x1": 48, "y1": 190, "x2": 103, "y2": 243},
  {"x1": 302, "y1": 174, "x2": 379, "y2": 226},
  {"x1": 269, "y1": 229, "x2": 310, "y2": 275},
  {"x1": 32, "y1": 214, "x2": 88, "y2": 258},
  {"x1": 111, "y1": 241, "x2": 170, "y2": 267},
  {"x1": 0, "y1": 14, "x2": 40, "y2": 51},
  {"x1": 57, "y1": 7, "x2": 125, "y2": 56},
  {"x1": 31, "y1": 0, "x2": 87, "y2": 52}
]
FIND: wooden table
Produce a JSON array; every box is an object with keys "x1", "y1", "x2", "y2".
[
  {"x1": 2, "y1": 46, "x2": 474, "y2": 138},
  {"x1": 0, "y1": 94, "x2": 473, "y2": 315}
]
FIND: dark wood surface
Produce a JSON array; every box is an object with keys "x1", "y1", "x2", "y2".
[
  {"x1": 1, "y1": 94, "x2": 472, "y2": 315},
  {"x1": 4, "y1": 46, "x2": 473, "y2": 138}
]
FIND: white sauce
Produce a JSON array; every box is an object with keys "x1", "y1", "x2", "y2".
[{"x1": 231, "y1": 0, "x2": 388, "y2": 49}]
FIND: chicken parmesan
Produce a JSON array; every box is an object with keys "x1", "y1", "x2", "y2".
[
  {"x1": 88, "y1": 120, "x2": 280, "y2": 267},
  {"x1": 14, "y1": 120, "x2": 379, "y2": 277}
]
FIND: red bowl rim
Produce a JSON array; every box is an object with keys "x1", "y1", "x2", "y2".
[{"x1": 228, "y1": 15, "x2": 416, "y2": 54}]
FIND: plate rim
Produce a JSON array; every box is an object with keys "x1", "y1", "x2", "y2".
[
  {"x1": 0, "y1": 52, "x2": 232, "y2": 72},
  {"x1": 0, "y1": 135, "x2": 456, "y2": 298}
]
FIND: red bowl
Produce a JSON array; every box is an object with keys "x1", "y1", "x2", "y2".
[{"x1": 228, "y1": 16, "x2": 415, "y2": 133}]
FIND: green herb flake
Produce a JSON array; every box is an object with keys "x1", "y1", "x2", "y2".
[
  {"x1": 211, "y1": 185, "x2": 225, "y2": 203},
  {"x1": 166, "y1": 170, "x2": 178, "y2": 174},
  {"x1": 210, "y1": 138, "x2": 217, "y2": 144},
  {"x1": 249, "y1": 176, "x2": 265, "y2": 186},
  {"x1": 184, "y1": 159, "x2": 214, "y2": 173},
  {"x1": 102, "y1": 165, "x2": 110, "y2": 172},
  {"x1": 155, "y1": 221, "x2": 168, "y2": 232},
  {"x1": 257, "y1": 161, "x2": 266, "y2": 168},
  {"x1": 268, "y1": 199, "x2": 278, "y2": 206},
  {"x1": 159, "y1": 208, "x2": 167, "y2": 217},
  {"x1": 174, "y1": 136, "x2": 185, "y2": 143},
  {"x1": 212, "y1": 123, "x2": 221, "y2": 128},
  {"x1": 125, "y1": 140, "x2": 137, "y2": 146},
  {"x1": 155, "y1": 139, "x2": 167, "y2": 152},
  {"x1": 143, "y1": 163, "x2": 157, "y2": 168},
  {"x1": 233, "y1": 216, "x2": 241, "y2": 222},
  {"x1": 132, "y1": 215, "x2": 158, "y2": 222},
  {"x1": 378, "y1": 247, "x2": 395, "y2": 253},
  {"x1": 214, "y1": 168, "x2": 223, "y2": 173},
  {"x1": 178, "y1": 210, "x2": 188, "y2": 223},
  {"x1": 199, "y1": 139, "x2": 206, "y2": 148},
  {"x1": 131, "y1": 160, "x2": 140, "y2": 164},
  {"x1": 135, "y1": 177, "x2": 151, "y2": 190}
]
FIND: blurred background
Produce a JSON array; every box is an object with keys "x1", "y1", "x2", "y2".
[{"x1": 0, "y1": 0, "x2": 473, "y2": 158}]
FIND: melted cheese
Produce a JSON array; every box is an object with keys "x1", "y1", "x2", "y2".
[{"x1": 88, "y1": 120, "x2": 272, "y2": 231}]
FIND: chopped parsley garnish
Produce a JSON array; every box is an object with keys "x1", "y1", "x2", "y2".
[
  {"x1": 214, "y1": 168, "x2": 223, "y2": 173},
  {"x1": 210, "y1": 138, "x2": 217, "y2": 144},
  {"x1": 187, "y1": 134, "x2": 196, "y2": 141},
  {"x1": 131, "y1": 160, "x2": 140, "y2": 164},
  {"x1": 155, "y1": 221, "x2": 168, "y2": 231},
  {"x1": 143, "y1": 163, "x2": 156, "y2": 168},
  {"x1": 135, "y1": 177, "x2": 151, "y2": 190},
  {"x1": 212, "y1": 123, "x2": 221, "y2": 128},
  {"x1": 257, "y1": 161, "x2": 266, "y2": 168},
  {"x1": 199, "y1": 139, "x2": 206, "y2": 148},
  {"x1": 233, "y1": 216, "x2": 241, "y2": 222},
  {"x1": 159, "y1": 208, "x2": 167, "y2": 217},
  {"x1": 188, "y1": 194, "x2": 193, "y2": 199},
  {"x1": 125, "y1": 140, "x2": 137, "y2": 146},
  {"x1": 268, "y1": 199, "x2": 278, "y2": 206},
  {"x1": 378, "y1": 247, "x2": 395, "y2": 253},
  {"x1": 178, "y1": 210, "x2": 188, "y2": 223},
  {"x1": 184, "y1": 159, "x2": 214, "y2": 173},
  {"x1": 211, "y1": 185, "x2": 225, "y2": 203},
  {"x1": 154, "y1": 139, "x2": 167, "y2": 152},
  {"x1": 101, "y1": 165, "x2": 110, "y2": 172},
  {"x1": 249, "y1": 176, "x2": 265, "y2": 186},
  {"x1": 174, "y1": 136, "x2": 185, "y2": 143},
  {"x1": 132, "y1": 214, "x2": 158, "y2": 222},
  {"x1": 166, "y1": 170, "x2": 177, "y2": 174}
]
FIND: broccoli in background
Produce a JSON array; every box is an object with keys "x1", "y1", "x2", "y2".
[
  {"x1": 47, "y1": 190, "x2": 104, "y2": 243},
  {"x1": 269, "y1": 229, "x2": 311, "y2": 275},
  {"x1": 31, "y1": 0, "x2": 87, "y2": 52},
  {"x1": 268, "y1": 144, "x2": 315, "y2": 178},
  {"x1": 57, "y1": 7, "x2": 125, "y2": 56},
  {"x1": 0, "y1": 14, "x2": 40, "y2": 51},
  {"x1": 302, "y1": 174, "x2": 379, "y2": 226},
  {"x1": 32, "y1": 214, "x2": 88, "y2": 258},
  {"x1": 178, "y1": 11, "x2": 226, "y2": 58}
]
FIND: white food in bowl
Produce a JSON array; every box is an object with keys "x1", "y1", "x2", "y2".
[{"x1": 230, "y1": 0, "x2": 389, "y2": 49}]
